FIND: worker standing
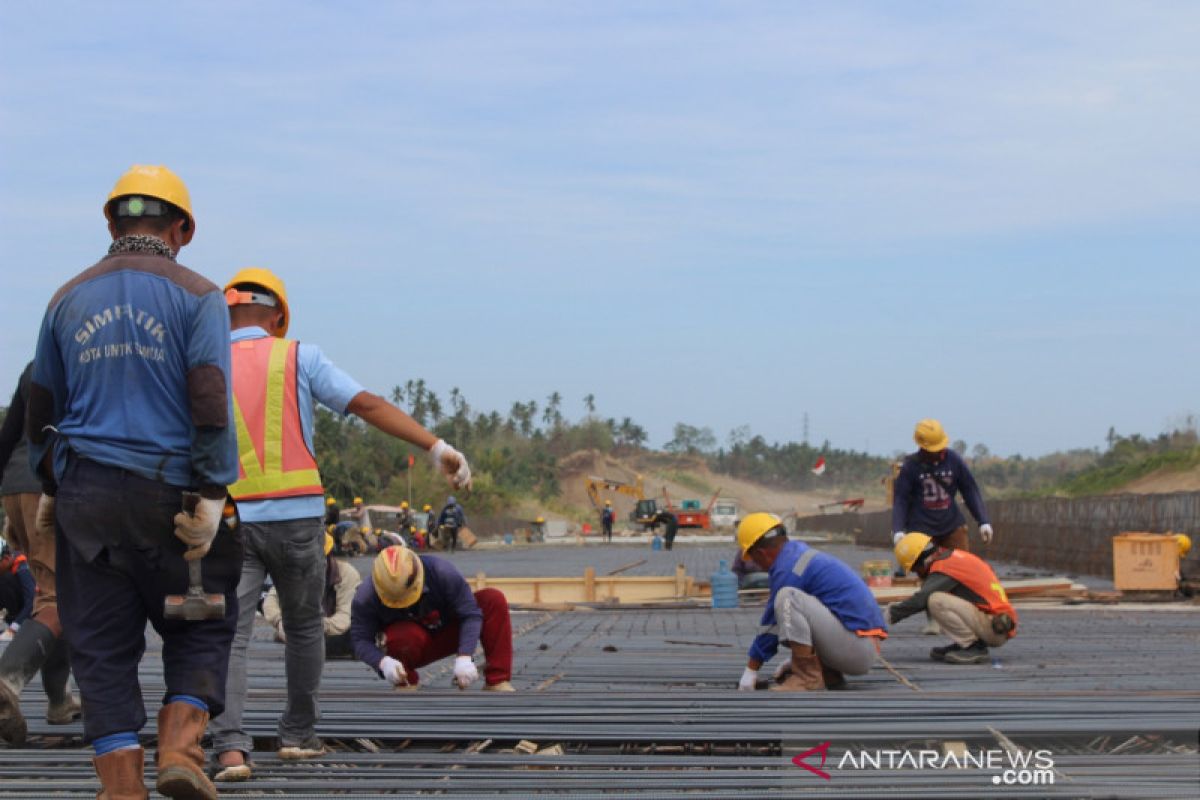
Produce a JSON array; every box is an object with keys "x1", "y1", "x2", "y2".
[
  {"x1": 600, "y1": 500, "x2": 615, "y2": 543},
  {"x1": 212, "y1": 267, "x2": 471, "y2": 782},
  {"x1": 0, "y1": 361, "x2": 79, "y2": 743},
  {"x1": 28, "y1": 165, "x2": 241, "y2": 799},
  {"x1": 435, "y1": 496, "x2": 466, "y2": 553},
  {"x1": 891, "y1": 419, "x2": 993, "y2": 633},
  {"x1": 351, "y1": 546, "x2": 515, "y2": 692},
  {"x1": 735, "y1": 514, "x2": 886, "y2": 692},
  {"x1": 889, "y1": 533, "x2": 1017, "y2": 664},
  {"x1": 263, "y1": 534, "x2": 362, "y2": 659}
]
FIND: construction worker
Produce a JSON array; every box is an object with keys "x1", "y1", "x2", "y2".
[
  {"x1": 351, "y1": 546, "x2": 515, "y2": 691},
  {"x1": 889, "y1": 532, "x2": 1018, "y2": 664},
  {"x1": 531, "y1": 516, "x2": 547, "y2": 543},
  {"x1": 263, "y1": 534, "x2": 362, "y2": 660},
  {"x1": 600, "y1": 500, "x2": 615, "y2": 543},
  {"x1": 435, "y1": 496, "x2": 466, "y2": 553},
  {"x1": 212, "y1": 267, "x2": 471, "y2": 781},
  {"x1": 0, "y1": 545, "x2": 34, "y2": 640},
  {"x1": 349, "y1": 496, "x2": 366, "y2": 523},
  {"x1": 0, "y1": 361, "x2": 79, "y2": 742},
  {"x1": 655, "y1": 509, "x2": 679, "y2": 551},
  {"x1": 28, "y1": 165, "x2": 241, "y2": 799},
  {"x1": 735, "y1": 514, "x2": 886, "y2": 692},
  {"x1": 397, "y1": 500, "x2": 414, "y2": 535},
  {"x1": 892, "y1": 419, "x2": 993, "y2": 633}
]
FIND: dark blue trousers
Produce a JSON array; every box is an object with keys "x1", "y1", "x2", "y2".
[{"x1": 55, "y1": 456, "x2": 242, "y2": 743}]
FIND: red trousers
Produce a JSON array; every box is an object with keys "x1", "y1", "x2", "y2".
[{"x1": 382, "y1": 588, "x2": 512, "y2": 686}]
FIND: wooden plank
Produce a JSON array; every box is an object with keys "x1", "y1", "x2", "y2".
[{"x1": 584, "y1": 566, "x2": 596, "y2": 602}]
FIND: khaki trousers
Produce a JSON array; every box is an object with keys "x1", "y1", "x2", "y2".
[
  {"x1": 927, "y1": 592, "x2": 1007, "y2": 649},
  {"x1": 2, "y1": 492, "x2": 59, "y2": 632}
]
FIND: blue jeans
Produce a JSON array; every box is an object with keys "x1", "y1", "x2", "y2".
[
  {"x1": 211, "y1": 517, "x2": 325, "y2": 753},
  {"x1": 55, "y1": 456, "x2": 241, "y2": 743}
]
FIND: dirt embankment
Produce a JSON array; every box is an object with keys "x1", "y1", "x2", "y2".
[
  {"x1": 1113, "y1": 465, "x2": 1200, "y2": 495},
  {"x1": 547, "y1": 449, "x2": 880, "y2": 524}
]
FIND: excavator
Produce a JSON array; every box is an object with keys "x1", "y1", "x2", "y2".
[{"x1": 585, "y1": 475, "x2": 660, "y2": 529}]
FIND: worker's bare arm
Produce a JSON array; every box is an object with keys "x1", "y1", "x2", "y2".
[{"x1": 347, "y1": 391, "x2": 438, "y2": 450}]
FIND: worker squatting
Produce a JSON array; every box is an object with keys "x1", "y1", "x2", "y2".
[{"x1": 0, "y1": 162, "x2": 1045, "y2": 800}]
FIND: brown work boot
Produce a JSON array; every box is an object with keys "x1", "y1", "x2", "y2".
[
  {"x1": 93, "y1": 746, "x2": 149, "y2": 799},
  {"x1": 154, "y1": 702, "x2": 217, "y2": 800},
  {"x1": 770, "y1": 652, "x2": 826, "y2": 692}
]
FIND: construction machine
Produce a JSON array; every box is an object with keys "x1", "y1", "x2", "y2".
[
  {"x1": 661, "y1": 487, "x2": 722, "y2": 529},
  {"x1": 585, "y1": 475, "x2": 660, "y2": 529},
  {"x1": 817, "y1": 498, "x2": 866, "y2": 514}
]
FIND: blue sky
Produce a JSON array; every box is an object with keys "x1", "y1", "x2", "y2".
[{"x1": 2, "y1": 2, "x2": 1197, "y2": 457}]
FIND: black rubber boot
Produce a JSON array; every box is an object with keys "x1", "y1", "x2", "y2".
[
  {"x1": 0, "y1": 618, "x2": 58, "y2": 745},
  {"x1": 40, "y1": 637, "x2": 80, "y2": 724}
]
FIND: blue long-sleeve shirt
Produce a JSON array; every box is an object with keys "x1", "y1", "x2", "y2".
[
  {"x1": 350, "y1": 554, "x2": 482, "y2": 672},
  {"x1": 1, "y1": 559, "x2": 35, "y2": 626},
  {"x1": 27, "y1": 247, "x2": 237, "y2": 491},
  {"x1": 748, "y1": 540, "x2": 886, "y2": 665},
  {"x1": 890, "y1": 449, "x2": 989, "y2": 538},
  {"x1": 435, "y1": 503, "x2": 466, "y2": 530}
]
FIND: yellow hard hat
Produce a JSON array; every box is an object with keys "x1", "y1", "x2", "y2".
[
  {"x1": 373, "y1": 546, "x2": 424, "y2": 608},
  {"x1": 423, "y1": 504, "x2": 432, "y2": 512},
  {"x1": 324, "y1": 533, "x2": 334, "y2": 556},
  {"x1": 605, "y1": 500, "x2": 612, "y2": 505},
  {"x1": 106, "y1": 165, "x2": 195, "y2": 242},
  {"x1": 354, "y1": 497, "x2": 363, "y2": 505},
  {"x1": 913, "y1": 419, "x2": 949, "y2": 452},
  {"x1": 1176, "y1": 533, "x2": 1192, "y2": 558},
  {"x1": 736, "y1": 512, "x2": 783, "y2": 556},
  {"x1": 326, "y1": 497, "x2": 336, "y2": 506},
  {"x1": 895, "y1": 532, "x2": 934, "y2": 573},
  {"x1": 536, "y1": 516, "x2": 545, "y2": 523},
  {"x1": 225, "y1": 267, "x2": 290, "y2": 337},
  {"x1": 401, "y1": 501, "x2": 409, "y2": 509}
]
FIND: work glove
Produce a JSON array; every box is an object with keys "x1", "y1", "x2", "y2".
[
  {"x1": 173, "y1": 496, "x2": 225, "y2": 561},
  {"x1": 979, "y1": 524, "x2": 995, "y2": 544},
  {"x1": 36, "y1": 494, "x2": 56, "y2": 539},
  {"x1": 379, "y1": 656, "x2": 408, "y2": 686},
  {"x1": 737, "y1": 667, "x2": 758, "y2": 691},
  {"x1": 453, "y1": 655, "x2": 479, "y2": 689},
  {"x1": 892, "y1": 531, "x2": 906, "y2": 546},
  {"x1": 430, "y1": 439, "x2": 472, "y2": 490}
]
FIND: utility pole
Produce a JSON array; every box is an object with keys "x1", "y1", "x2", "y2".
[{"x1": 802, "y1": 412, "x2": 809, "y2": 446}]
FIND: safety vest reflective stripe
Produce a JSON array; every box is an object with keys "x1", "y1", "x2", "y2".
[{"x1": 228, "y1": 337, "x2": 323, "y2": 501}]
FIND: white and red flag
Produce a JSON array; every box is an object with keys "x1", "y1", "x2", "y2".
[{"x1": 811, "y1": 457, "x2": 826, "y2": 476}]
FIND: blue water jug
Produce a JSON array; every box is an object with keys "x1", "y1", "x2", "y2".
[
  {"x1": 651, "y1": 534, "x2": 663, "y2": 551},
  {"x1": 711, "y1": 559, "x2": 738, "y2": 608},
  {"x1": 503, "y1": 532, "x2": 514, "y2": 545}
]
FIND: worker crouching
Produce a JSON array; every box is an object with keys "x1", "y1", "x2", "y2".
[
  {"x1": 351, "y1": 547, "x2": 515, "y2": 692},
  {"x1": 736, "y1": 514, "x2": 886, "y2": 692},
  {"x1": 889, "y1": 533, "x2": 1018, "y2": 664}
]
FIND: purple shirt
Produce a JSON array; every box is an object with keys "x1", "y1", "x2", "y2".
[{"x1": 350, "y1": 554, "x2": 482, "y2": 671}]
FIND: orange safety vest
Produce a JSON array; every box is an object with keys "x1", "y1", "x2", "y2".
[
  {"x1": 228, "y1": 337, "x2": 323, "y2": 501},
  {"x1": 7, "y1": 554, "x2": 27, "y2": 575},
  {"x1": 928, "y1": 549, "x2": 1018, "y2": 637}
]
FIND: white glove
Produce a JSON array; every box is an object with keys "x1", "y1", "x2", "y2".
[
  {"x1": 379, "y1": 656, "x2": 407, "y2": 685},
  {"x1": 893, "y1": 531, "x2": 906, "y2": 546},
  {"x1": 173, "y1": 496, "x2": 225, "y2": 561},
  {"x1": 737, "y1": 667, "x2": 758, "y2": 691},
  {"x1": 430, "y1": 440, "x2": 472, "y2": 490},
  {"x1": 453, "y1": 655, "x2": 479, "y2": 689},
  {"x1": 36, "y1": 494, "x2": 56, "y2": 538},
  {"x1": 7, "y1": 622, "x2": 19, "y2": 634},
  {"x1": 979, "y1": 524, "x2": 994, "y2": 544}
]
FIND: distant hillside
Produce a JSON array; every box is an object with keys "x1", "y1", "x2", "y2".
[{"x1": 1038, "y1": 429, "x2": 1200, "y2": 498}]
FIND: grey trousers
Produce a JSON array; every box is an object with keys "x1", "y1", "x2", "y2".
[
  {"x1": 774, "y1": 587, "x2": 877, "y2": 675},
  {"x1": 211, "y1": 518, "x2": 325, "y2": 753}
]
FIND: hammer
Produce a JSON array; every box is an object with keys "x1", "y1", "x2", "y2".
[{"x1": 163, "y1": 492, "x2": 227, "y2": 621}]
